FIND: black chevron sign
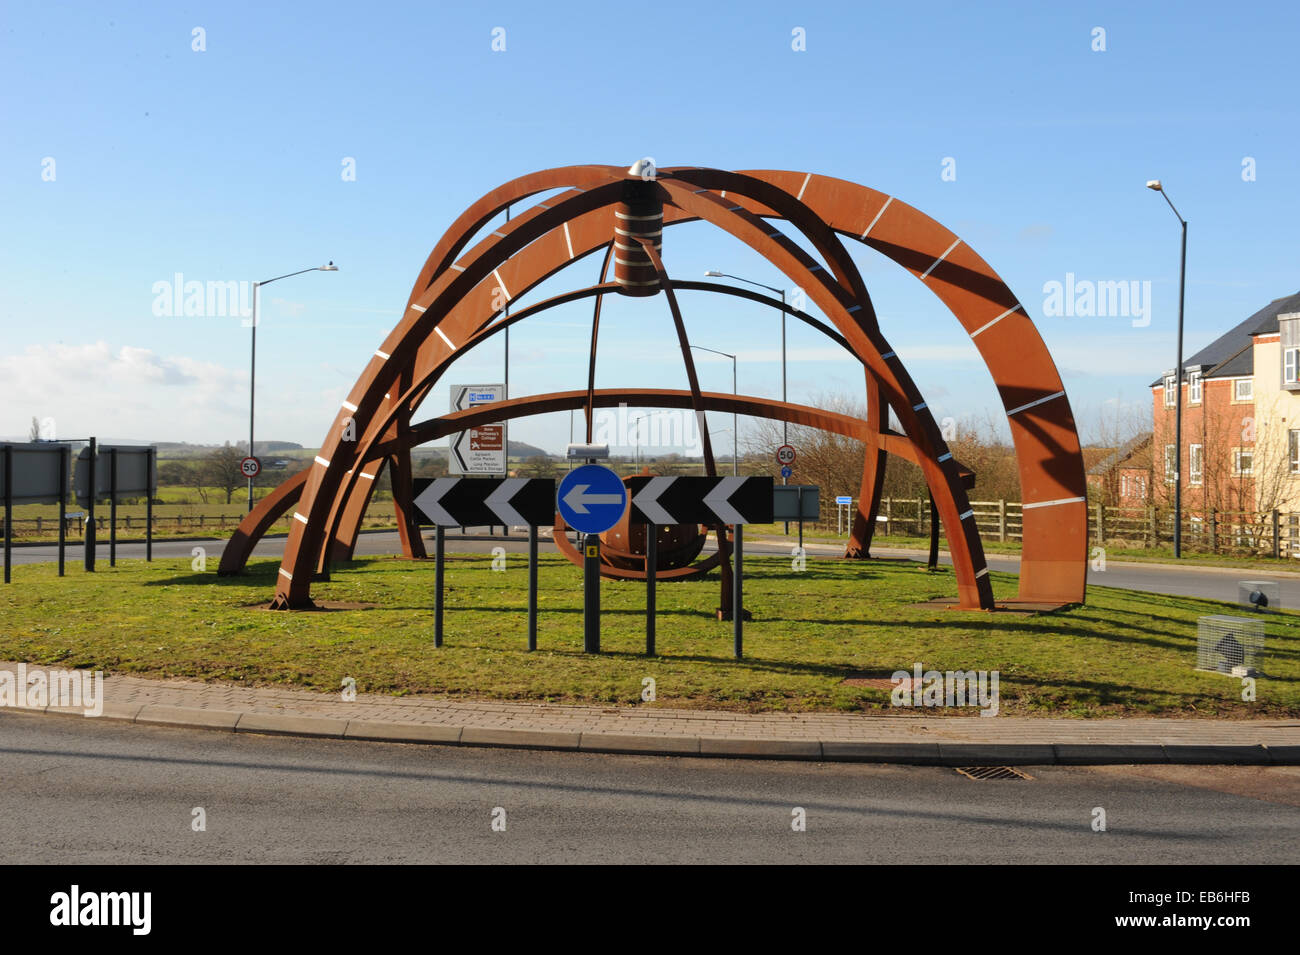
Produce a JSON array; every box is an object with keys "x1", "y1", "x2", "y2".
[
  {"x1": 627, "y1": 475, "x2": 774, "y2": 525},
  {"x1": 413, "y1": 477, "x2": 556, "y2": 527}
]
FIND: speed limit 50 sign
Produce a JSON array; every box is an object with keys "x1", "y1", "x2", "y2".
[
  {"x1": 240, "y1": 456, "x2": 261, "y2": 478},
  {"x1": 776, "y1": 445, "x2": 796, "y2": 466}
]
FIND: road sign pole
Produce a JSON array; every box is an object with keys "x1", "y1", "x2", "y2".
[
  {"x1": 583, "y1": 534, "x2": 600, "y2": 653},
  {"x1": 85, "y1": 437, "x2": 96, "y2": 573},
  {"x1": 146, "y1": 446, "x2": 154, "y2": 562},
  {"x1": 58, "y1": 445, "x2": 67, "y2": 577},
  {"x1": 797, "y1": 486, "x2": 804, "y2": 550},
  {"x1": 109, "y1": 447, "x2": 118, "y2": 568},
  {"x1": 733, "y1": 523, "x2": 743, "y2": 659},
  {"x1": 527, "y1": 523, "x2": 539, "y2": 651},
  {"x1": 3, "y1": 446, "x2": 11, "y2": 584},
  {"x1": 645, "y1": 523, "x2": 656, "y2": 655},
  {"x1": 434, "y1": 525, "x2": 445, "y2": 648}
]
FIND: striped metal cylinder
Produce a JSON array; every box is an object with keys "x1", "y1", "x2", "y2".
[{"x1": 613, "y1": 180, "x2": 662, "y2": 296}]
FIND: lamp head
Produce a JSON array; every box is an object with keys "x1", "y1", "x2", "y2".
[
  {"x1": 704, "y1": 270, "x2": 723, "y2": 277},
  {"x1": 1146, "y1": 180, "x2": 1162, "y2": 192},
  {"x1": 319, "y1": 261, "x2": 339, "y2": 271}
]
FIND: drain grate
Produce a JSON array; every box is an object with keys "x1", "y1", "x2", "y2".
[{"x1": 954, "y1": 766, "x2": 1033, "y2": 781}]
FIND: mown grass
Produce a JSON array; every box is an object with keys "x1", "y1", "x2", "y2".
[{"x1": 2, "y1": 552, "x2": 1297, "y2": 717}]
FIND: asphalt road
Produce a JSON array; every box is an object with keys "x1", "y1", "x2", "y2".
[
  {"x1": 3, "y1": 712, "x2": 1297, "y2": 864},
  {"x1": 11, "y1": 528, "x2": 1300, "y2": 605}
]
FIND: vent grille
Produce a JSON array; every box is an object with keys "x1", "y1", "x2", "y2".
[{"x1": 954, "y1": 766, "x2": 1033, "y2": 781}]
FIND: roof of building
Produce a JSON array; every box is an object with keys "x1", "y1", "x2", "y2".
[
  {"x1": 1148, "y1": 290, "x2": 1300, "y2": 386},
  {"x1": 1087, "y1": 432, "x2": 1152, "y2": 476}
]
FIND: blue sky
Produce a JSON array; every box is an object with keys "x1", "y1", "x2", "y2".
[{"x1": 3, "y1": 0, "x2": 1297, "y2": 455}]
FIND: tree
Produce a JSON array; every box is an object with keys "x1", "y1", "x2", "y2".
[
  {"x1": 523, "y1": 454, "x2": 556, "y2": 478},
  {"x1": 205, "y1": 443, "x2": 245, "y2": 504},
  {"x1": 28, "y1": 416, "x2": 41, "y2": 442}
]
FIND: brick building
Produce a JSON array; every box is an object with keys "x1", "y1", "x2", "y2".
[
  {"x1": 1086, "y1": 433, "x2": 1152, "y2": 506},
  {"x1": 1150, "y1": 291, "x2": 1300, "y2": 521}
]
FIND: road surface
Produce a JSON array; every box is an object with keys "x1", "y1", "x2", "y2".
[{"x1": 4, "y1": 712, "x2": 1297, "y2": 864}]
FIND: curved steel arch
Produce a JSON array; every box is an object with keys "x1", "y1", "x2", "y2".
[{"x1": 240, "y1": 164, "x2": 1083, "y2": 611}]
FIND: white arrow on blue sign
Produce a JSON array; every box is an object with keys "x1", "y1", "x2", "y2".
[
  {"x1": 836, "y1": 495, "x2": 852, "y2": 505},
  {"x1": 557, "y1": 464, "x2": 627, "y2": 535}
]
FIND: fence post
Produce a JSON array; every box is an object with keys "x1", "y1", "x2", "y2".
[
  {"x1": 997, "y1": 499, "x2": 1007, "y2": 542},
  {"x1": 1146, "y1": 506, "x2": 1156, "y2": 548},
  {"x1": 917, "y1": 496, "x2": 924, "y2": 537},
  {"x1": 1273, "y1": 509, "x2": 1280, "y2": 559},
  {"x1": 1094, "y1": 502, "x2": 1103, "y2": 545},
  {"x1": 885, "y1": 497, "x2": 892, "y2": 535},
  {"x1": 1209, "y1": 509, "x2": 1217, "y2": 552},
  {"x1": 36, "y1": 516, "x2": 42, "y2": 534}
]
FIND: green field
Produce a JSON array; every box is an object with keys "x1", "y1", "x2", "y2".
[{"x1": 2, "y1": 551, "x2": 1295, "y2": 718}]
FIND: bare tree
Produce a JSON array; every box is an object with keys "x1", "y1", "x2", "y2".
[{"x1": 205, "y1": 443, "x2": 245, "y2": 505}]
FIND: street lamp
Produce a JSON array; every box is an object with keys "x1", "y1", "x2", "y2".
[
  {"x1": 247, "y1": 261, "x2": 338, "y2": 512},
  {"x1": 689, "y1": 344, "x2": 737, "y2": 476},
  {"x1": 631, "y1": 413, "x2": 651, "y2": 469},
  {"x1": 707, "y1": 270, "x2": 786, "y2": 524},
  {"x1": 1147, "y1": 180, "x2": 1188, "y2": 558}
]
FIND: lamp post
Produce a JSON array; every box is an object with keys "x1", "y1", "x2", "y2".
[
  {"x1": 1147, "y1": 180, "x2": 1187, "y2": 558},
  {"x1": 247, "y1": 262, "x2": 338, "y2": 512},
  {"x1": 689, "y1": 345, "x2": 737, "y2": 476},
  {"x1": 631, "y1": 414, "x2": 648, "y2": 469}
]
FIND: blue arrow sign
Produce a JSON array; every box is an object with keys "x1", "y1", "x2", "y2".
[
  {"x1": 780, "y1": 465, "x2": 792, "y2": 479},
  {"x1": 557, "y1": 465, "x2": 627, "y2": 535}
]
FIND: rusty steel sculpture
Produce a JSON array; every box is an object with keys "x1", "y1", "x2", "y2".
[{"x1": 219, "y1": 163, "x2": 1087, "y2": 612}]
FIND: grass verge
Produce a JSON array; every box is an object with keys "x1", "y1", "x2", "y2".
[{"x1": 2, "y1": 553, "x2": 1296, "y2": 718}]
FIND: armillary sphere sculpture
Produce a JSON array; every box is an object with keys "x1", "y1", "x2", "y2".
[{"x1": 219, "y1": 162, "x2": 1087, "y2": 613}]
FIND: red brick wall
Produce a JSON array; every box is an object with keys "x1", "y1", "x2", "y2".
[{"x1": 1152, "y1": 376, "x2": 1254, "y2": 514}]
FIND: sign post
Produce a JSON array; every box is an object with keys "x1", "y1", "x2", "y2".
[
  {"x1": 58, "y1": 445, "x2": 68, "y2": 576},
  {"x1": 776, "y1": 445, "x2": 796, "y2": 533},
  {"x1": 448, "y1": 385, "x2": 506, "y2": 476},
  {"x1": 527, "y1": 523, "x2": 539, "y2": 651},
  {"x1": 413, "y1": 476, "x2": 556, "y2": 649},
  {"x1": 109, "y1": 448, "x2": 118, "y2": 567},
  {"x1": 645, "y1": 524, "x2": 657, "y2": 656},
  {"x1": 629, "y1": 475, "x2": 773, "y2": 658},
  {"x1": 556, "y1": 463, "x2": 628, "y2": 655},
  {"x1": 2, "y1": 446, "x2": 10, "y2": 584},
  {"x1": 434, "y1": 525, "x2": 445, "y2": 648},
  {"x1": 85, "y1": 437, "x2": 96, "y2": 572}
]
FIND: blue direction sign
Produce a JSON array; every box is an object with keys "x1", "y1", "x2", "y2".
[
  {"x1": 557, "y1": 465, "x2": 627, "y2": 535},
  {"x1": 836, "y1": 495, "x2": 852, "y2": 505},
  {"x1": 780, "y1": 465, "x2": 793, "y2": 479}
]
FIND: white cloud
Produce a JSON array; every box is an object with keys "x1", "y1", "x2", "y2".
[{"x1": 0, "y1": 341, "x2": 248, "y2": 443}]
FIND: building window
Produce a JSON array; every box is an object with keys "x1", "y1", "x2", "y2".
[
  {"x1": 1287, "y1": 348, "x2": 1300, "y2": 385},
  {"x1": 1235, "y1": 378, "x2": 1254, "y2": 401},
  {"x1": 1165, "y1": 444, "x2": 1176, "y2": 483},
  {"x1": 1190, "y1": 444, "x2": 1203, "y2": 486},
  {"x1": 1164, "y1": 375, "x2": 1177, "y2": 407},
  {"x1": 1189, "y1": 370, "x2": 1202, "y2": 403},
  {"x1": 1234, "y1": 449, "x2": 1254, "y2": 476},
  {"x1": 1136, "y1": 475, "x2": 1146, "y2": 499},
  {"x1": 1291, "y1": 431, "x2": 1300, "y2": 474}
]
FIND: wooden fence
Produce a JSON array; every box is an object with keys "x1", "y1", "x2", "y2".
[{"x1": 802, "y1": 497, "x2": 1300, "y2": 557}]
